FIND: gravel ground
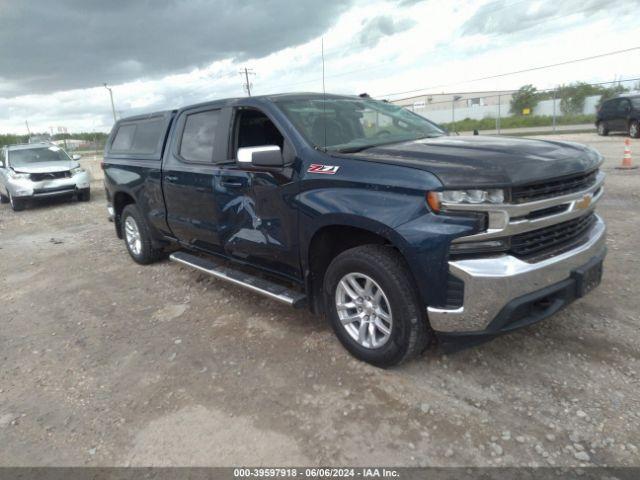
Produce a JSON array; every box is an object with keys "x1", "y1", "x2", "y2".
[{"x1": 0, "y1": 132, "x2": 638, "y2": 467}]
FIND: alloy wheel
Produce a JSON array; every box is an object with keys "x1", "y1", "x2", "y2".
[
  {"x1": 124, "y1": 216, "x2": 142, "y2": 256},
  {"x1": 335, "y1": 272, "x2": 393, "y2": 349}
]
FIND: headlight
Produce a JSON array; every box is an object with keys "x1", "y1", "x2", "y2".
[
  {"x1": 71, "y1": 167, "x2": 85, "y2": 175},
  {"x1": 9, "y1": 171, "x2": 30, "y2": 180},
  {"x1": 427, "y1": 189, "x2": 504, "y2": 212},
  {"x1": 441, "y1": 189, "x2": 504, "y2": 204}
]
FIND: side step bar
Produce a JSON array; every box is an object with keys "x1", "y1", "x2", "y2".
[{"x1": 169, "y1": 251, "x2": 307, "y2": 308}]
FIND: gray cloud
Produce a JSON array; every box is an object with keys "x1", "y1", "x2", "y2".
[
  {"x1": 0, "y1": 0, "x2": 354, "y2": 96},
  {"x1": 461, "y1": 0, "x2": 637, "y2": 37},
  {"x1": 357, "y1": 15, "x2": 417, "y2": 47}
]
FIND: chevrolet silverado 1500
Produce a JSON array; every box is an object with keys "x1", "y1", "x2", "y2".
[{"x1": 103, "y1": 93, "x2": 606, "y2": 366}]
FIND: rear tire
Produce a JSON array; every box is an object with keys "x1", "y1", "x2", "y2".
[
  {"x1": 121, "y1": 204, "x2": 164, "y2": 264},
  {"x1": 9, "y1": 193, "x2": 25, "y2": 211},
  {"x1": 597, "y1": 121, "x2": 609, "y2": 136},
  {"x1": 629, "y1": 120, "x2": 640, "y2": 139},
  {"x1": 323, "y1": 244, "x2": 430, "y2": 367}
]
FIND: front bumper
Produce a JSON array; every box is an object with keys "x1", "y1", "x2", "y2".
[
  {"x1": 428, "y1": 215, "x2": 606, "y2": 333},
  {"x1": 8, "y1": 171, "x2": 91, "y2": 198}
]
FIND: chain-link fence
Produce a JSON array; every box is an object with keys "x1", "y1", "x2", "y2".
[{"x1": 392, "y1": 77, "x2": 640, "y2": 134}]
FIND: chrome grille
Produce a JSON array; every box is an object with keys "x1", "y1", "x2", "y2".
[
  {"x1": 510, "y1": 213, "x2": 596, "y2": 258},
  {"x1": 511, "y1": 170, "x2": 598, "y2": 204}
]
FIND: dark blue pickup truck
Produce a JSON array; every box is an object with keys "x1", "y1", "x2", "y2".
[{"x1": 103, "y1": 93, "x2": 606, "y2": 366}]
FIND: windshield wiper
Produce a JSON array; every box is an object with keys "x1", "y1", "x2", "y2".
[
  {"x1": 335, "y1": 133, "x2": 444, "y2": 153},
  {"x1": 335, "y1": 145, "x2": 377, "y2": 153}
]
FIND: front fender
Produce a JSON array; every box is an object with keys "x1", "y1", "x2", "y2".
[{"x1": 296, "y1": 161, "x2": 478, "y2": 307}]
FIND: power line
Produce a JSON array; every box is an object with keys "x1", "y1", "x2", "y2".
[
  {"x1": 376, "y1": 46, "x2": 640, "y2": 99},
  {"x1": 265, "y1": 1, "x2": 538, "y2": 92}
]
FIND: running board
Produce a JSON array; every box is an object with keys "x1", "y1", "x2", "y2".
[{"x1": 169, "y1": 251, "x2": 306, "y2": 308}]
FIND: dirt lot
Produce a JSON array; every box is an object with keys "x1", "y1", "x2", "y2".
[{"x1": 0, "y1": 133, "x2": 638, "y2": 467}]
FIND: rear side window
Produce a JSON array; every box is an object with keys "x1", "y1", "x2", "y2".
[
  {"x1": 179, "y1": 109, "x2": 220, "y2": 163},
  {"x1": 617, "y1": 100, "x2": 630, "y2": 113},
  {"x1": 111, "y1": 124, "x2": 136, "y2": 151},
  {"x1": 131, "y1": 119, "x2": 164, "y2": 153},
  {"x1": 109, "y1": 117, "x2": 165, "y2": 155}
]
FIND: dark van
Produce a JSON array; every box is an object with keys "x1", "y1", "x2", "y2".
[{"x1": 596, "y1": 95, "x2": 640, "y2": 138}]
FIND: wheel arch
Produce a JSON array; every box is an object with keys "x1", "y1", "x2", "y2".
[
  {"x1": 302, "y1": 217, "x2": 418, "y2": 315},
  {"x1": 112, "y1": 190, "x2": 136, "y2": 239}
]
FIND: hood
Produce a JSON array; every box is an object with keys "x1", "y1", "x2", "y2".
[
  {"x1": 349, "y1": 136, "x2": 602, "y2": 188},
  {"x1": 12, "y1": 160, "x2": 79, "y2": 174}
]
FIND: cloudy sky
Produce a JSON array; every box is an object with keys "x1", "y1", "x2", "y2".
[{"x1": 1, "y1": 0, "x2": 638, "y2": 133}]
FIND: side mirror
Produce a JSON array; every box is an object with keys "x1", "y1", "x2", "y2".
[
  {"x1": 237, "y1": 145, "x2": 283, "y2": 167},
  {"x1": 72, "y1": 154, "x2": 82, "y2": 161}
]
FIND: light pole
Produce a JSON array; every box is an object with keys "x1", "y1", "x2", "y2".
[
  {"x1": 452, "y1": 95, "x2": 462, "y2": 132},
  {"x1": 103, "y1": 83, "x2": 117, "y2": 123}
]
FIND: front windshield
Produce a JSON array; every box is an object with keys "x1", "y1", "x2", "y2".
[
  {"x1": 9, "y1": 146, "x2": 71, "y2": 168},
  {"x1": 276, "y1": 97, "x2": 444, "y2": 152}
]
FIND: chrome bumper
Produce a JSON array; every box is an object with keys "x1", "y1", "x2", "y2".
[{"x1": 428, "y1": 215, "x2": 606, "y2": 332}]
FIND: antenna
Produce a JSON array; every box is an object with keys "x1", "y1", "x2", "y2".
[{"x1": 322, "y1": 38, "x2": 326, "y2": 150}]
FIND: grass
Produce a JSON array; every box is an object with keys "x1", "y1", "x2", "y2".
[{"x1": 440, "y1": 114, "x2": 596, "y2": 132}]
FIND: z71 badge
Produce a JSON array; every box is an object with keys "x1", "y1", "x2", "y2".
[{"x1": 307, "y1": 164, "x2": 340, "y2": 174}]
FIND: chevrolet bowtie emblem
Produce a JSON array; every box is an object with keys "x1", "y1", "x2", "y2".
[{"x1": 576, "y1": 194, "x2": 592, "y2": 210}]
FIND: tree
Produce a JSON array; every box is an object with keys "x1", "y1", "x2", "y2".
[
  {"x1": 557, "y1": 82, "x2": 602, "y2": 115},
  {"x1": 510, "y1": 85, "x2": 540, "y2": 116}
]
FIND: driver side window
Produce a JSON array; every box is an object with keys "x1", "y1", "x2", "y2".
[{"x1": 233, "y1": 108, "x2": 284, "y2": 156}]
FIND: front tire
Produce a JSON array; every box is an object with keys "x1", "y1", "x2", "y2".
[
  {"x1": 597, "y1": 121, "x2": 609, "y2": 136},
  {"x1": 323, "y1": 245, "x2": 430, "y2": 367},
  {"x1": 629, "y1": 120, "x2": 640, "y2": 139},
  {"x1": 0, "y1": 193, "x2": 8, "y2": 204},
  {"x1": 9, "y1": 193, "x2": 25, "y2": 211},
  {"x1": 121, "y1": 204, "x2": 164, "y2": 264},
  {"x1": 78, "y1": 188, "x2": 91, "y2": 202}
]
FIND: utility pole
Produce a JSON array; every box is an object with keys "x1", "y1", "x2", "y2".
[
  {"x1": 451, "y1": 95, "x2": 462, "y2": 132},
  {"x1": 103, "y1": 83, "x2": 117, "y2": 123},
  {"x1": 552, "y1": 86, "x2": 559, "y2": 132},
  {"x1": 25, "y1": 120, "x2": 31, "y2": 137},
  {"x1": 497, "y1": 94, "x2": 501, "y2": 134},
  {"x1": 240, "y1": 67, "x2": 255, "y2": 96}
]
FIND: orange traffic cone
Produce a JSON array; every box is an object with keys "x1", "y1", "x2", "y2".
[{"x1": 616, "y1": 138, "x2": 638, "y2": 170}]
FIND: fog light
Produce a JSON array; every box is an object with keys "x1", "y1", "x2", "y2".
[{"x1": 450, "y1": 239, "x2": 509, "y2": 254}]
